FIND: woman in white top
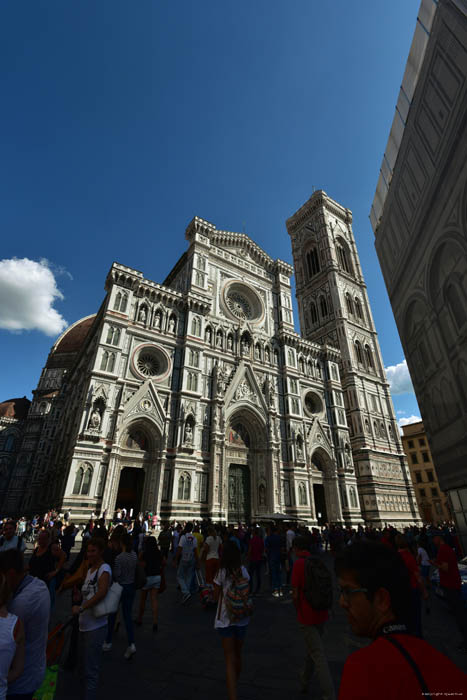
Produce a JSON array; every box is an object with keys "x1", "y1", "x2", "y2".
[
  {"x1": 213, "y1": 541, "x2": 252, "y2": 700},
  {"x1": 72, "y1": 537, "x2": 111, "y2": 700},
  {"x1": 0, "y1": 573, "x2": 24, "y2": 700},
  {"x1": 202, "y1": 526, "x2": 222, "y2": 584}
]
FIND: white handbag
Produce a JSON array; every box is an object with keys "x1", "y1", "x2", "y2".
[{"x1": 93, "y1": 582, "x2": 123, "y2": 618}]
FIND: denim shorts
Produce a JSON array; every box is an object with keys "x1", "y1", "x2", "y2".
[
  {"x1": 143, "y1": 575, "x2": 161, "y2": 590},
  {"x1": 217, "y1": 625, "x2": 248, "y2": 640}
]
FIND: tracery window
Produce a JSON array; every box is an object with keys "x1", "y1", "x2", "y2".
[
  {"x1": 306, "y1": 248, "x2": 320, "y2": 278},
  {"x1": 310, "y1": 301, "x2": 318, "y2": 324},
  {"x1": 345, "y1": 293, "x2": 354, "y2": 315},
  {"x1": 364, "y1": 344, "x2": 374, "y2": 369},
  {"x1": 336, "y1": 241, "x2": 352, "y2": 274},
  {"x1": 191, "y1": 316, "x2": 201, "y2": 336},
  {"x1": 349, "y1": 486, "x2": 358, "y2": 508},
  {"x1": 187, "y1": 372, "x2": 198, "y2": 392},
  {"x1": 354, "y1": 341, "x2": 363, "y2": 365},
  {"x1": 178, "y1": 472, "x2": 191, "y2": 501},
  {"x1": 354, "y1": 297, "x2": 363, "y2": 320},
  {"x1": 319, "y1": 296, "x2": 328, "y2": 318}
]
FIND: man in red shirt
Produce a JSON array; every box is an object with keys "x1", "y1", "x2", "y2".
[
  {"x1": 431, "y1": 533, "x2": 467, "y2": 652},
  {"x1": 395, "y1": 534, "x2": 427, "y2": 638},
  {"x1": 335, "y1": 541, "x2": 466, "y2": 700},
  {"x1": 291, "y1": 536, "x2": 335, "y2": 699}
]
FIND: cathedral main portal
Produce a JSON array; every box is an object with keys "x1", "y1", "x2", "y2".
[
  {"x1": 116, "y1": 466, "x2": 145, "y2": 514},
  {"x1": 228, "y1": 464, "x2": 251, "y2": 524}
]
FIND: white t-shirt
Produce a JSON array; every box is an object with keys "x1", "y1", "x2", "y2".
[
  {"x1": 0, "y1": 536, "x2": 25, "y2": 553},
  {"x1": 214, "y1": 567, "x2": 251, "y2": 629},
  {"x1": 205, "y1": 535, "x2": 222, "y2": 560},
  {"x1": 418, "y1": 547, "x2": 430, "y2": 567},
  {"x1": 179, "y1": 533, "x2": 197, "y2": 562},
  {"x1": 286, "y1": 529, "x2": 295, "y2": 552},
  {"x1": 79, "y1": 563, "x2": 112, "y2": 632}
]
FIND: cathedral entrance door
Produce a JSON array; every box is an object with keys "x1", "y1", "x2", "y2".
[
  {"x1": 313, "y1": 484, "x2": 328, "y2": 525},
  {"x1": 117, "y1": 467, "x2": 145, "y2": 514},
  {"x1": 228, "y1": 465, "x2": 250, "y2": 524}
]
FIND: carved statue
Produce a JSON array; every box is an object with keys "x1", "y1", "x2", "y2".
[
  {"x1": 206, "y1": 327, "x2": 212, "y2": 343},
  {"x1": 255, "y1": 345, "x2": 260, "y2": 360},
  {"x1": 227, "y1": 335, "x2": 233, "y2": 350},
  {"x1": 138, "y1": 307, "x2": 146, "y2": 323},
  {"x1": 169, "y1": 317, "x2": 176, "y2": 333},
  {"x1": 216, "y1": 333, "x2": 222, "y2": 348},
  {"x1": 184, "y1": 422, "x2": 193, "y2": 445},
  {"x1": 296, "y1": 439, "x2": 304, "y2": 459},
  {"x1": 241, "y1": 339, "x2": 250, "y2": 355},
  {"x1": 154, "y1": 312, "x2": 161, "y2": 329},
  {"x1": 89, "y1": 408, "x2": 101, "y2": 430}
]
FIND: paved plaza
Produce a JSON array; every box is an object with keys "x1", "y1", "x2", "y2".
[{"x1": 53, "y1": 551, "x2": 467, "y2": 700}]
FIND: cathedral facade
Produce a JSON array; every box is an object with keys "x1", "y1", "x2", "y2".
[{"x1": 8, "y1": 192, "x2": 419, "y2": 526}]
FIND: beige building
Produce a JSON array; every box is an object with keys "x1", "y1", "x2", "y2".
[
  {"x1": 401, "y1": 421, "x2": 450, "y2": 523},
  {"x1": 370, "y1": 0, "x2": 467, "y2": 550}
]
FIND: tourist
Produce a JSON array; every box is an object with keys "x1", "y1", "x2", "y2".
[
  {"x1": 213, "y1": 541, "x2": 252, "y2": 700},
  {"x1": 175, "y1": 523, "x2": 198, "y2": 604},
  {"x1": 28, "y1": 529, "x2": 66, "y2": 608},
  {"x1": 395, "y1": 534, "x2": 426, "y2": 638},
  {"x1": 104, "y1": 533, "x2": 137, "y2": 658},
  {"x1": 157, "y1": 526, "x2": 172, "y2": 560},
  {"x1": 0, "y1": 549, "x2": 50, "y2": 699},
  {"x1": 0, "y1": 572, "x2": 25, "y2": 699},
  {"x1": 0, "y1": 522, "x2": 25, "y2": 554},
  {"x1": 72, "y1": 537, "x2": 111, "y2": 700},
  {"x1": 136, "y1": 536, "x2": 164, "y2": 632},
  {"x1": 247, "y1": 528, "x2": 264, "y2": 595},
  {"x1": 202, "y1": 526, "x2": 222, "y2": 585},
  {"x1": 335, "y1": 541, "x2": 467, "y2": 698},
  {"x1": 265, "y1": 526, "x2": 282, "y2": 597},
  {"x1": 431, "y1": 533, "x2": 467, "y2": 652},
  {"x1": 291, "y1": 536, "x2": 335, "y2": 699}
]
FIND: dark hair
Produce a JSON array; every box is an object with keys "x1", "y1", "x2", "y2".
[
  {"x1": 143, "y1": 536, "x2": 160, "y2": 556},
  {"x1": 121, "y1": 533, "x2": 133, "y2": 552},
  {"x1": 219, "y1": 541, "x2": 242, "y2": 577},
  {"x1": 0, "y1": 549, "x2": 24, "y2": 574},
  {"x1": 87, "y1": 537, "x2": 106, "y2": 554},
  {"x1": 185, "y1": 522, "x2": 193, "y2": 533},
  {"x1": 335, "y1": 542, "x2": 412, "y2": 623},
  {"x1": 293, "y1": 536, "x2": 309, "y2": 551},
  {"x1": 4, "y1": 520, "x2": 16, "y2": 529}
]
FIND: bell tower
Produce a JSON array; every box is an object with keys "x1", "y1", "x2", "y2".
[{"x1": 287, "y1": 190, "x2": 419, "y2": 526}]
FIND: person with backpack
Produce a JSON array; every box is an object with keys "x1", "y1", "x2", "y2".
[
  {"x1": 291, "y1": 536, "x2": 335, "y2": 699},
  {"x1": 213, "y1": 541, "x2": 252, "y2": 700},
  {"x1": 175, "y1": 523, "x2": 198, "y2": 604}
]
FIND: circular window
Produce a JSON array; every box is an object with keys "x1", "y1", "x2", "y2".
[
  {"x1": 137, "y1": 353, "x2": 160, "y2": 377},
  {"x1": 304, "y1": 391, "x2": 323, "y2": 416},
  {"x1": 222, "y1": 281, "x2": 264, "y2": 324},
  {"x1": 132, "y1": 344, "x2": 170, "y2": 381}
]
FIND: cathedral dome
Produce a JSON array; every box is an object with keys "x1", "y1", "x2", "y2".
[
  {"x1": 46, "y1": 315, "x2": 96, "y2": 369},
  {"x1": 0, "y1": 397, "x2": 31, "y2": 420}
]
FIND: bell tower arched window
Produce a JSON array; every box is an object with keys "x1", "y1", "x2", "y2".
[
  {"x1": 319, "y1": 296, "x2": 328, "y2": 318},
  {"x1": 345, "y1": 293, "x2": 354, "y2": 315},
  {"x1": 310, "y1": 301, "x2": 318, "y2": 324},
  {"x1": 306, "y1": 247, "x2": 320, "y2": 278},
  {"x1": 336, "y1": 239, "x2": 353, "y2": 275},
  {"x1": 354, "y1": 341, "x2": 363, "y2": 365}
]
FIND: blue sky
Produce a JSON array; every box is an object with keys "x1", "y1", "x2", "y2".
[{"x1": 0, "y1": 0, "x2": 421, "y2": 424}]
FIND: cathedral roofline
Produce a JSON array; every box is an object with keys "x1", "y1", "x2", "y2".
[
  {"x1": 185, "y1": 216, "x2": 293, "y2": 277},
  {"x1": 286, "y1": 190, "x2": 353, "y2": 235}
]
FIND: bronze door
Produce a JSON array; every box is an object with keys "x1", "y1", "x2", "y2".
[{"x1": 228, "y1": 465, "x2": 250, "y2": 524}]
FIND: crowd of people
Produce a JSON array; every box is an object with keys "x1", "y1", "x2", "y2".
[{"x1": 0, "y1": 512, "x2": 465, "y2": 699}]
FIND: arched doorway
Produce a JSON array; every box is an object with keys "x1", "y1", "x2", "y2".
[
  {"x1": 225, "y1": 409, "x2": 267, "y2": 523},
  {"x1": 114, "y1": 422, "x2": 161, "y2": 516},
  {"x1": 310, "y1": 448, "x2": 341, "y2": 524}
]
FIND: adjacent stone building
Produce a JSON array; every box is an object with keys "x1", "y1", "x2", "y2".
[
  {"x1": 370, "y1": 0, "x2": 467, "y2": 549},
  {"x1": 5, "y1": 194, "x2": 418, "y2": 526},
  {"x1": 401, "y1": 421, "x2": 451, "y2": 524},
  {"x1": 0, "y1": 398, "x2": 30, "y2": 511}
]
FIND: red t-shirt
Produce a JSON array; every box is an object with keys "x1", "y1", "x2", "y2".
[
  {"x1": 291, "y1": 552, "x2": 329, "y2": 625},
  {"x1": 398, "y1": 549, "x2": 419, "y2": 590},
  {"x1": 436, "y1": 543, "x2": 462, "y2": 590},
  {"x1": 339, "y1": 634, "x2": 467, "y2": 700},
  {"x1": 249, "y1": 536, "x2": 264, "y2": 562}
]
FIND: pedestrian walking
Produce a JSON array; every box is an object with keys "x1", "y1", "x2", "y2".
[
  {"x1": 104, "y1": 533, "x2": 137, "y2": 658},
  {"x1": 175, "y1": 523, "x2": 198, "y2": 603},
  {"x1": 0, "y1": 572, "x2": 24, "y2": 700},
  {"x1": 291, "y1": 536, "x2": 335, "y2": 699},
  {"x1": 72, "y1": 537, "x2": 111, "y2": 700},
  {"x1": 431, "y1": 533, "x2": 467, "y2": 653},
  {"x1": 213, "y1": 541, "x2": 252, "y2": 700},
  {"x1": 136, "y1": 536, "x2": 164, "y2": 632}
]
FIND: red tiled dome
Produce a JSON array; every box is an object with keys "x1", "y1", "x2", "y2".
[
  {"x1": 53, "y1": 315, "x2": 96, "y2": 354},
  {"x1": 0, "y1": 397, "x2": 31, "y2": 420}
]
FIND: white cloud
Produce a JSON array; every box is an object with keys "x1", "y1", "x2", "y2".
[
  {"x1": 0, "y1": 258, "x2": 68, "y2": 336},
  {"x1": 385, "y1": 359, "x2": 414, "y2": 395},
  {"x1": 398, "y1": 415, "x2": 422, "y2": 428}
]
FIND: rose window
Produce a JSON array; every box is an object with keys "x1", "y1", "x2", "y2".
[
  {"x1": 137, "y1": 353, "x2": 160, "y2": 377},
  {"x1": 227, "y1": 292, "x2": 252, "y2": 320},
  {"x1": 304, "y1": 391, "x2": 323, "y2": 416}
]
